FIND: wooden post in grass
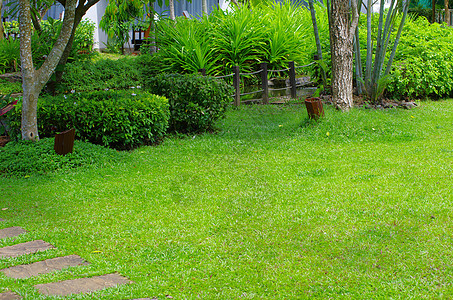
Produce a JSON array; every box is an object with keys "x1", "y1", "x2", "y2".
[
  {"x1": 260, "y1": 62, "x2": 269, "y2": 104},
  {"x1": 54, "y1": 128, "x2": 75, "y2": 155},
  {"x1": 289, "y1": 61, "x2": 297, "y2": 99},
  {"x1": 233, "y1": 66, "x2": 240, "y2": 106}
]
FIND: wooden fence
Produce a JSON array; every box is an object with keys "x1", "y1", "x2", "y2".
[{"x1": 198, "y1": 61, "x2": 316, "y2": 106}]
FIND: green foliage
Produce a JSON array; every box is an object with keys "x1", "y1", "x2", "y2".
[
  {"x1": 386, "y1": 18, "x2": 453, "y2": 98},
  {"x1": 31, "y1": 18, "x2": 96, "y2": 68},
  {"x1": 0, "y1": 138, "x2": 126, "y2": 178},
  {"x1": 72, "y1": 19, "x2": 97, "y2": 54},
  {"x1": 59, "y1": 57, "x2": 141, "y2": 92},
  {"x1": 148, "y1": 1, "x2": 329, "y2": 77},
  {"x1": 150, "y1": 18, "x2": 219, "y2": 75},
  {"x1": 3, "y1": 21, "x2": 19, "y2": 38},
  {"x1": 100, "y1": 0, "x2": 143, "y2": 54},
  {"x1": 0, "y1": 37, "x2": 20, "y2": 73},
  {"x1": 143, "y1": 73, "x2": 233, "y2": 133},
  {"x1": 0, "y1": 38, "x2": 20, "y2": 74},
  {"x1": 0, "y1": 94, "x2": 16, "y2": 136},
  {"x1": 9, "y1": 90, "x2": 170, "y2": 149},
  {"x1": 0, "y1": 78, "x2": 22, "y2": 95}
]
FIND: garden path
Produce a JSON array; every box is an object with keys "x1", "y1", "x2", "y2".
[{"x1": 0, "y1": 220, "x2": 152, "y2": 299}]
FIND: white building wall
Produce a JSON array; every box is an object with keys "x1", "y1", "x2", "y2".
[{"x1": 85, "y1": 0, "x2": 109, "y2": 50}]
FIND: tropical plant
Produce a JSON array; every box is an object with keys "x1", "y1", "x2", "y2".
[
  {"x1": 0, "y1": 38, "x2": 20, "y2": 73},
  {"x1": 354, "y1": 0, "x2": 409, "y2": 103},
  {"x1": 208, "y1": 6, "x2": 266, "y2": 74},
  {"x1": 147, "y1": 1, "x2": 327, "y2": 78},
  {"x1": 151, "y1": 17, "x2": 219, "y2": 74}
]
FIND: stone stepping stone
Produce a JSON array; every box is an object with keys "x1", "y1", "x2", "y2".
[
  {"x1": 0, "y1": 291, "x2": 21, "y2": 299},
  {"x1": 0, "y1": 240, "x2": 54, "y2": 259},
  {"x1": 1, "y1": 255, "x2": 89, "y2": 279},
  {"x1": 0, "y1": 227, "x2": 27, "y2": 240},
  {"x1": 34, "y1": 273, "x2": 132, "y2": 296}
]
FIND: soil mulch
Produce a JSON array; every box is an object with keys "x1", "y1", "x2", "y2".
[{"x1": 0, "y1": 136, "x2": 10, "y2": 147}]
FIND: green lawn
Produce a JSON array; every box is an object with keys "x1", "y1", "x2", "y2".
[{"x1": 1, "y1": 100, "x2": 453, "y2": 299}]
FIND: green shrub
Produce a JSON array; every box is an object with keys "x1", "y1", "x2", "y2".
[
  {"x1": 59, "y1": 57, "x2": 141, "y2": 93},
  {"x1": 9, "y1": 90, "x2": 170, "y2": 150},
  {"x1": 386, "y1": 18, "x2": 453, "y2": 99},
  {"x1": 4, "y1": 21, "x2": 19, "y2": 38},
  {"x1": 0, "y1": 138, "x2": 126, "y2": 178},
  {"x1": 143, "y1": 73, "x2": 233, "y2": 133}
]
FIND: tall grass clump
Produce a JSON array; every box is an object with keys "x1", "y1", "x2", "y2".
[{"x1": 146, "y1": 0, "x2": 329, "y2": 76}]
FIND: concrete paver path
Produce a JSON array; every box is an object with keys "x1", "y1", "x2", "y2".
[
  {"x1": 0, "y1": 227, "x2": 27, "y2": 239},
  {"x1": 1, "y1": 255, "x2": 89, "y2": 279},
  {"x1": 0, "y1": 291, "x2": 21, "y2": 299},
  {"x1": 0, "y1": 240, "x2": 54, "y2": 259},
  {"x1": 34, "y1": 273, "x2": 132, "y2": 296}
]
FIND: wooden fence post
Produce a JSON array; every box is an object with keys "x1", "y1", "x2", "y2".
[
  {"x1": 198, "y1": 68, "x2": 206, "y2": 76},
  {"x1": 233, "y1": 66, "x2": 240, "y2": 106},
  {"x1": 289, "y1": 61, "x2": 297, "y2": 99},
  {"x1": 260, "y1": 62, "x2": 269, "y2": 104}
]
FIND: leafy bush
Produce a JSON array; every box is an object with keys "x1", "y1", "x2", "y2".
[
  {"x1": 0, "y1": 138, "x2": 126, "y2": 178},
  {"x1": 9, "y1": 90, "x2": 170, "y2": 149},
  {"x1": 59, "y1": 57, "x2": 141, "y2": 93},
  {"x1": 386, "y1": 18, "x2": 453, "y2": 99},
  {"x1": 3, "y1": 21, "x2": 19, "y2": 39},
  {"x1": 143, "y1": 73, "x2": 233, "y2": 133}
]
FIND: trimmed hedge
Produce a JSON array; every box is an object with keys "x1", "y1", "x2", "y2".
[
  {"x1": 142, "y1": 73, "x2": 233, "y2": 133},
  {"x1": 9, "y1": 90, "x2": 170, "y2": 150}
]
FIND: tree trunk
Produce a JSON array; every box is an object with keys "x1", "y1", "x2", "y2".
[
  {"x1": 202, "y1": 0, "x2": 208, "y2": 16},
  {"x1": 19, "y1": 0, "x2": 77, "y2": 141},
  {"x1": 445, "y1": 0, "x2": 450, "y2": 25},
  {"x1": 432, "y1": 0, "x2": 436, "y2": 23},
  {"x1": 309, "y1": 0, "x2": 323, "y2": 60},
  {"x1": 169, "y1": 0, "x2": 175, "y2": 20},
  {"x1": 329, "y1": 0, "x2": 359, "y2": 111},
  {"x1": 52, "y1": 0, "x2": 101, "y2": 91},
  {"x1": 0, "y1": 0, "x2": 4, "y2": 40}
]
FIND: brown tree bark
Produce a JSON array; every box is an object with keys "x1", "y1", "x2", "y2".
[
  {"x1": 0, "y1": 0, "x2": 4, "y2": 40},
  {"x1": 19, "y1": 0, "x2": 77, "y2": 141},
  {"x1": 50, "y1": 0, "x2": 100, "y2": 91},
  {"x1": 169, "y1": 0, "x2": 175, "y2": 20},
  {"x1": 445, "y1": 0, "x2": 450, "y2": 25},
  {"x1": 328, "y1": 0, "x2": 359, "y2": 111},
  {"x1": 432, "y1": 0, "x2": 436, "y2": 22}
]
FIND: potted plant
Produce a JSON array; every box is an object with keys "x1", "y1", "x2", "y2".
[{"x1": 305, "y1": 85, "x2": 324, "y2": 120}]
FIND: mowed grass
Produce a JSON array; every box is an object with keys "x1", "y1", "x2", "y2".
[{"x1": 1, "y1": 100, "x2": 452, "y2": 299}]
